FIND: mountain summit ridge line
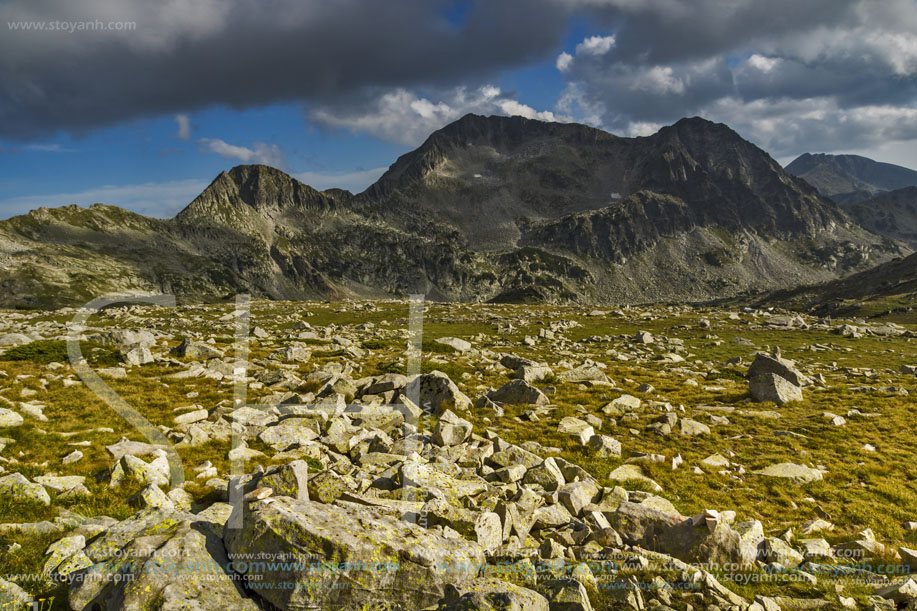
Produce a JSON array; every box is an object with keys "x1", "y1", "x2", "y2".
[{"x1": 0, "y1": 114, "x2": 908, "y2": 309}]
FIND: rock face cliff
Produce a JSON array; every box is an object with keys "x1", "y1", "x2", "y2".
[
  {"x1": 844, "y1": 187, "x2": 917, "y2": 249},
  {"x1": 0, "y1": 115, "x2": 905, "y2": 308}
]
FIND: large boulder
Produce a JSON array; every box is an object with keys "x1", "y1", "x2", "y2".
[
  {"x1": 560, "y1": 365, "x2": 610, "y2": 384},
  {"x1": 235, "y1": 459, "x2": 311, "y2": 502},
  {"x1": 658, "y1": 513, "x2": 762, "y2": 566},
  {"x1": 405, "y1": 371, "x2": 472, "y2": 415},
  {"x1": 523, "y1": 458, "x2": 565, "y2": 492},
  {"x1": 488, "y1": 379, "x2": 549, "y2": 406},
  {"x1": 607, "y1": 465, "x2": 663, "y2": 492},
  {"x1": 539, "y1": 578, "x2": 594, "y2": 611},
  {"x1": 224, "y1": 496, "x2": 485, "y2": 610},
  {"x1": 434, "y1": 409, "x2": 474, "y2": 446},
  {"x1": 0, "y1": 473, "x2": 50, "y2": 505},
  {"x1": 69, "y1": 506, "x2": 257, "y2": 611},
  {"x1": 607, "y1": 501, "x2": 684, "y2": 547},
  {"x1": 761, "y1": 537, "x2": 804, "y2": 567},
  {"x1": 91, "y1": 329, "x2": 157, "y2": 350},
  {"x1": 610, "y1": 504, "x2": 761, "y2": 566},
  {"x1": 748, "y1": 352, "x2": 810, "y2": 387},
  {"x1": 0, "y1": 332, "x2": 32, "y2": 347},
  {"x1": 749, "y1": 373, "x2": 803, "y2": 405},
  {"x1": 109, "y1": 451, "x2": 171, "y2": 487},
  {"x1": 435, "y1": 337, "x2": 472, "y2": 352},
  {"x1": 512, "y1": 364, "x2": 553, "y2": 384},
  {"x1": 171, "y1": 338, "x2": 224, "y2": 360},
  {"x1": 258, "y1": 418, "x2": 321, "y2": 451}
]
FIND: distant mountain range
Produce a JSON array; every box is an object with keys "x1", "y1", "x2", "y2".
[
  {"x1": 785, "y1": 153, "x2": 917, "y2": 205},
  {"x1": 785, "y1": 153, "x2": 917, "y2": 249},
  {"x1": 0, "y1": 115, "x2": 908, "y2": 309}
]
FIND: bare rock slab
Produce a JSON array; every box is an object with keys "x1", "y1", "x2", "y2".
[{"x1": 224, "y1": 496, "x2": 485, "y2": 610}]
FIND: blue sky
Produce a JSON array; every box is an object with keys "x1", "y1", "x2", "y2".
[
  {"x1": 1, "y1": 0, "x2": 915, "y2": 219},
  {"x1": 0, "y1": 105, "x2": 408, "y2": 217}
]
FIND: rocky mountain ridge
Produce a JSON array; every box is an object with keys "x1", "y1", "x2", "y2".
[
  {"x1": 0, "y1": 115, "x2": 906, "y2": 309},
  {"x1": 785, "y1": 153, "x2": 917, "y2": 205}
]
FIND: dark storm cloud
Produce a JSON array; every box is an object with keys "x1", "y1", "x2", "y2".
[
  {"x1": 3, "y1": 0, "x2": 915, "y2": 161},
  {"x1": 556, "y1": 0, "x2": 917, "y2": 156},
  {"x1": 0, "y1": 0, "x2": 568, "y2": 138},
  {"x1": 577, "y1": 0, "x2": 861, "y2": 65}
]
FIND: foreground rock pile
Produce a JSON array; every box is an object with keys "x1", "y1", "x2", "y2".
[
  {"x1": 15, "y1": 368, "x2": 905, "y2": 611},
  {"x1": 1, "y1": 301, "x2": 916, "y2": 610}
]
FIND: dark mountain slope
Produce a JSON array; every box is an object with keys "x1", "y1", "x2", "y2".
[
  {"x1": 845, "y1": 187, "x2": 917, "y2": 249},
  {"x1": 0, "y1": 115, "x2": 905, "y2": 308},
  {"x1": 786, "y1": 153, "x2": 917, "y2": 205},
  {"x1": 752, "y1": 252, "x2": 917, "y2": 319}
]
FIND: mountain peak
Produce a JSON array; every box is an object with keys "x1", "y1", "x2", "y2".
[
  {"x1": 364, "y1": 113, "x2": 615, "y2": 199},
  {"x1": 175, "y1": 164, "x2": 332, "y2": 226},
  {"x1": 786, "y1": 152, "x2": 917, "y2": 203}
]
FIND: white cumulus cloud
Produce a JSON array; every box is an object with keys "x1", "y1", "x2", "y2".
[
  {"x1": 174, "y1": 114, "x2": 191, "y2": 140},
  {"x1": 197, "y1": 138, "x2": 285, "y2": 167},
  {"x1": 311, "y1": 86, "x2": 566, "y2": 146},
  {"x1": 747, "y1": 54, "x2": 780, "y2": 73},
  {"x1": 576, "y1": 35, "x2": 616, "y2": 56}
]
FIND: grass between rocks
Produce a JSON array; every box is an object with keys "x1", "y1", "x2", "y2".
[{"x1": 0, "y1": 299, "x2": 915, "y2": 608}]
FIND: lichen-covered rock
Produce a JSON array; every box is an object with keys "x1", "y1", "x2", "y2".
[
  {"x1": 512, "y1": 364, "x2": 553, "y2": 384},
  {"x1": 0, "y1": 577, "x2": 30, "y2": 608},
  {"x1": 0, "y1": 472, "x2": 50, "y2": 505},
  {"x1": 401, "y1": 461, "x2": 489, "y2": 502},
  {"x1": 608, "y1": 501, "x2": 685, "y2": 547},
  {"x1": 109, "y1": 451, "x2": 171, "y2": 487},
  {"x1": 405, "y1": 371, "x2": 472, "y2": 415},
  {"x1": 558, "y1": 480, "x2": 599, "y2": 517},
  {"x1": 42, "y1": 534, "x2": 86, "y2": 575},
  {"x1": 435, "y1": 409, "x2": 474, "y2": 447},
  {"x1": 69, "y1": 508, "x2": 257, "y2": 611},
  {"x1": 762, "y1": 537, "x2": 805, "y2": 567},
  {"x1": 436, "y1": 578, "x2": 549, "y2": 610},
  {"x1": 523, "y1": 458, "x2": 565, "y2": 492},
  {"x1": 128, "y1": 483, "x2": 173, "y2": 510},
  {"x1": 246, "y1": 459, "x2": 310, "y2": 502},
  {"x1": 224, "y1": 496, "x2": 485, "y2": 610},
  {"x1": 436, "y1": 337, "x2": 472, "y2": 352},
  {"x1": 586, "y1": 434, "x2": 621, "y2": 457},
  {"x1": 488, "y1": 379, "x2": 548, "y2": 406},
  {"x1": 258, "y1": 417, "x2": 321, "y2": 450},
  {"x1": 539, "y1": 578, "x2": 594, "y2": 611},
  {"x1": 0, "y1": 408, "x2": 24, "y2": 427},
  {"x1": 607, "y1": 464, "x2": 663, "y2": 492}
]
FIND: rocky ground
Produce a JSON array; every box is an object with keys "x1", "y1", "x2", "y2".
[{"x1": 0, "y1": 300, "x2": 916, "y2": 610}]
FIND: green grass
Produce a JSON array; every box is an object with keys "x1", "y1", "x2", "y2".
[
  {"x1": 0, "y1": 298, "x2": 915, "y2": 606},
  {"x1": 2, "y1": 340, "x2": 122, "y2": 366}
]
